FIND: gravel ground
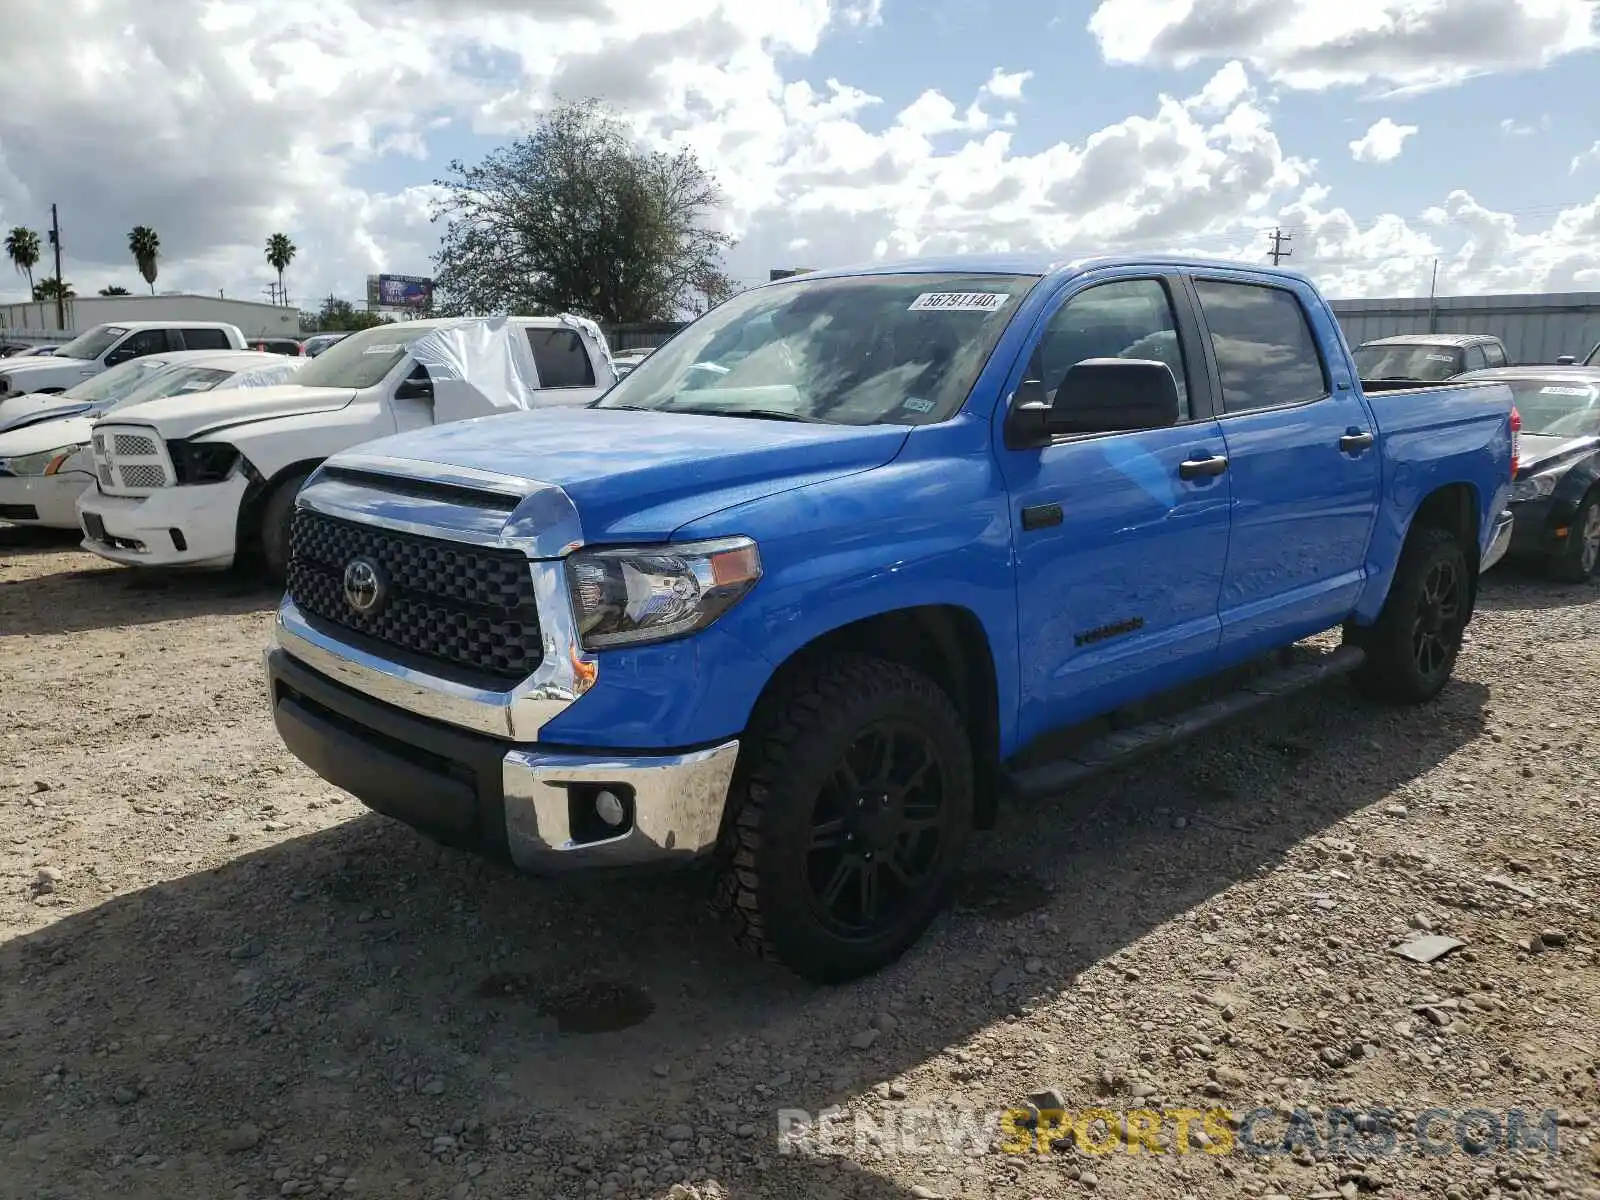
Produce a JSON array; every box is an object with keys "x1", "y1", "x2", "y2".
[{"x1": 2, "y1": 525, "x2": 1598, "y2": 1200}]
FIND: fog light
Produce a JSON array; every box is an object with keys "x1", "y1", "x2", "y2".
[{"x1": 594, "y1": 789, "x2": 626, "y2": 827}]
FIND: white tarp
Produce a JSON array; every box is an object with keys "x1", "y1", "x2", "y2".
[
  {"x1": 232, "y1": 360, "x2": 306, "y2": 389},
  {"x1": 557, "y1": 311, "x2": 615, "y2": 377},
  {"x1": 409, "y1": 317, "x2": 541, "y2": 424}
]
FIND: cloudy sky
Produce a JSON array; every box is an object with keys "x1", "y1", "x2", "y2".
[{"x1": 1, "y1": 0, "x2": 1597, "y2": 310}]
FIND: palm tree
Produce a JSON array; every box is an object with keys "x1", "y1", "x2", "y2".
[
  {"x1": 5, "y1": 227, "x2": 41, "y2": 296},
  {"x1": 128, "y1": 225, "x2": 160, "y2": 294},
  {"x1": 99, "y1": 285, "x2": 131, "y2": 296},
  {"x1": 264, "y1": 233, "x2": 296, "y2": 306},
  {"x1": 34, "y1": 278, "x2": 75, "y2": 301}
]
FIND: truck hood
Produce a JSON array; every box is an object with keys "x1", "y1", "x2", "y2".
[
  {"x1": 0, "y1": 414, "x2": 94, "y2": 457},
  {"x1": 332, "y1": 406, "x2": 913, "y2": 541},
  {"x1": 0, "y1": 392, "x2": 93, "y2": 434},
  {"x1": 0, "y1": 358, "x2": 94, "y2": 390},
  {"x1": 108, "y1": 383, "x2": 358, "y2": 439}
]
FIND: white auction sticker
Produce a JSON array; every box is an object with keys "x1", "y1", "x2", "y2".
[
  {"x1": 1425, "y1": 353, "x2": 1455, "y2": 362},
  {"x1": 1540, "y1": 385, "x2": 1595, "y2": 396},
  {"x1": 362, "y1": 344, "x2": 402, "y2": 355},
  {"x1": 908, "y1": 292, "x2": 1010, "y2": 313}
]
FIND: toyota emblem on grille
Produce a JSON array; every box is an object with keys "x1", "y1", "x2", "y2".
[{"x1": 342, "y1": 557, "x2": 387, "y2": 615}]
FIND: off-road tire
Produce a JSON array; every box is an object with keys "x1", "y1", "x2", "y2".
[
  {"x1": 1346, "y1": 524, "x2": 1469, "y2": 704},
  {"x1": 1548, "y1": 490, "x2": 1600, "y2": 583},
  {"x1": 259, "y1": 470, "x2": 311, "y2": 585},
  {"x1": 712, "y1": 655, "x2": 974, "y2": 984}
]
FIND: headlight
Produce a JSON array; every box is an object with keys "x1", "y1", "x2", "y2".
[
  {"x1": 167, "y1": 439, "x2": 241, "y2": 485},
  {"x1": 565, "y1": 536, "x2": 762, "y2": 649},
  {"x1": 3, "y1": 443, "x2": 88, "y2": 476},
  {"x1": 1510, "y1": 472, "x2": 1560, "y2": 502}
]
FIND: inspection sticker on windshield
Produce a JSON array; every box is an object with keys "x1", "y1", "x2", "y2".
[
  {"x1": 908, "y1": 292, "x2": 1010, "y2": 313},
  {"x1": 902, "y1": 397, "x2": 935, "y2": 413},
  {"x1": 105, "y1": 327, "x2": 128, "y2": 336},
  {"x1": 362, "y1": 343, "x2": 402, "y2": 355},
  {"x1": 1540, "y1": 385, "x2": 1594, "y2": 396},
  {"x1": 1425, "y1": 353, "x2": 1455, "y2": 362}
]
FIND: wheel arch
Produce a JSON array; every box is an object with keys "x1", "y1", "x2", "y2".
[
  {"x1": 235, "y1": 456, "x2": 324, "y2": 557},
  {"x1": 744, "y1": 604, "x2": 1004, "y2": 830},
  {"x1": 1354, "y1": 481, "x2": 1483, "y2": 627}
]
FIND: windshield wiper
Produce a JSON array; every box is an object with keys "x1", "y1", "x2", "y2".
[{"x1": 666, "y1": 406, "x2": 826, "y2": 424}]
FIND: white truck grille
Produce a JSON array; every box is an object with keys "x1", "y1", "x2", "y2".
[{"x1": 92, "y1": 423, "x2": 174, "y2": 494}]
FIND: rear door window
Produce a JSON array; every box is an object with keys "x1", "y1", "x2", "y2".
[
  {"x1": 526, "y1": 328, "x2": 597, "y2": 388},
  {"x1": 181, "y1": 328, "x2": 233, "y2": 350},
  {"x1": 1192, "y1": 280, "x2": 1329, "y2": 413},
  {"x1": 119, "y1": 329, "x2": 171, "y2": 358},
  {"x1": 1481, "y1": 342, "x2": 1507, "y2": 368}
]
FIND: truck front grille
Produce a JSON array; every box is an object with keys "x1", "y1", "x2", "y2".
[{"x1": 285, "y1": 508, "x2": 544, "y2": 684}]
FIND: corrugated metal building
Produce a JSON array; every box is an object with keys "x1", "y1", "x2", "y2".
[
  {"x1": 1330, "y1": 291, "x2": 1600, "y2": 366},
  {"x1": 0, "y1": 294, "x2": 299, "y2": 343}
]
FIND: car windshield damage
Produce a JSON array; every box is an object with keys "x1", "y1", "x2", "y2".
[
  {"x1": 1353, "y1": 344, "x2": 1464, "y2": 382},
  {"x1": 594, "y1": 272, "x2": 1042, "y2": 425},
  {"x1": 291, "y1": 324, "x2": 436, "y2": 390},
  {"x1": 1502, "y1": 379, "x2": 1600, "y2": 438}
]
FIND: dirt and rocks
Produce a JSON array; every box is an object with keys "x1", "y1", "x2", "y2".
[{"x1": 2, "y1": 524, "x2": 1598, "y2": 1200}]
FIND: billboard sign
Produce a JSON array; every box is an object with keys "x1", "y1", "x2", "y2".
[{"x1": 367, "y1": 273, "x2": 434, "y2": 309}]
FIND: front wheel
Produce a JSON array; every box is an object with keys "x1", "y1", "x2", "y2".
[
  {"x1": 1549, "y1": 491, "x2": 1600, "y2": 583},
  {"x1": 713, "y1": 655, "x2": 974, "y2": 983},
  {"x1": 1346, "y1": 525, "x2": 1469, "y2": 704},
  {"x1": 259, "y1": 469, "x2": 312, "y2": 584}
]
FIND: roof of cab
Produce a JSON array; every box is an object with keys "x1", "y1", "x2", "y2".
[
  {"x1": 1359, "y1": 333, "x2": 1503, "y2": 348},
  {"x1": 94, "y1": 319, "x2": 239, "y2": 329},
  {"x1": 768, "y1": 253, "x2": 1316, "y2": 285}
]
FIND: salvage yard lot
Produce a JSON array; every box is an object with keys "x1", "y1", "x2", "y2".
[{"x1": 2, "y1": 527, "x2": 1598, "y2": 1200}]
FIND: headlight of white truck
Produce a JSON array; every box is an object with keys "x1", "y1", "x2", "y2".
[
  {"x1": 565, "y1": 536, "x2": 763, "y2": 649},
  {"x1": 3, "y1": 443, "x2": 87, "y2": 476},
  {"x1": 1509, "y1": 471, "x2": 1560, "y2": 502}
]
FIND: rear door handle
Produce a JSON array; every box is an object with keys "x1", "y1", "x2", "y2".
[
  {"x1": 1178, "y1": 454, "x2": 1229, "y2": 480},
  {"x1": 1339, "y1": 429, "x2": 1375, "y2": 454}
]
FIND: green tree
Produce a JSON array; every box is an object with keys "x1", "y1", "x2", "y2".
[
  {"x1": 98, "y1": 285, "x2": 131, "y2": 296},
  {"x1": 305, "y1": 296, "x2": 385, "y2": 333},
  {"x1": 34, "y1": 278, "x2": 75, "y2": 301},
  {"x1": 265, "y1": 232, "x2": 296, "y2": 305},
  {"x1": 5, "y1": 227, "x2": 41, "y2": 296},
  {"x1": 128, "y1": 225, "x2": 160, "y2": 294},
  {"x1": 430, "y1": 98, "x2": 733, "y2": 322}
]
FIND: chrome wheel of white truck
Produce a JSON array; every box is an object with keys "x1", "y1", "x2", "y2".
[{"x1": 714, "y1": 655, "x2": 973, "y2": 984}]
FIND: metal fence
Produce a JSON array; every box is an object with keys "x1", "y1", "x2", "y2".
[
  {"x1": 601, "y1": 322, "x2": 686, "y2": 352},
  {"x1": 1329, "y1": 292, "x2": 1600, "y2": 366}
]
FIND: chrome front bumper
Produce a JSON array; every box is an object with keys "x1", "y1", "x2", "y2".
[{"x1": 1481, "y1": 508, "x2": 1514, "y2": 572}]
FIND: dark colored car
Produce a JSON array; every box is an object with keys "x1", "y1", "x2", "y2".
[
  {"x1": 250, "y1": 338, "x2": 305, "y2": 356},
  {"x1": 1353, "y1": 333, "x2": 1509, "y2": 388},
  {"x1": 1457, "y1": 365, "x2": 1600, "y2": 580},
  {"x1": 300, "y1": 333, "x2": 349, "y2": 358}
]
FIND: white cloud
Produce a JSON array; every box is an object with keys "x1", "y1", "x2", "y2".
[
  {"x1": 0, "y1": 0, "x2": 1596, "y2": 315},
  {"x1": 1349, "y1": 117, "x2": 1419, "y2": 164},
  {"x1": 1087, "y1": 0, "x2": 1600, "y2": 91},
  {"x1": 1571, "y1": 141, "x2": 1600, "y2": 174}
]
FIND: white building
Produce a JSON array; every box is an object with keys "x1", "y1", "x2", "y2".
[{"x1": 0, "y1": 294, "x2": 300, "y2": 343}]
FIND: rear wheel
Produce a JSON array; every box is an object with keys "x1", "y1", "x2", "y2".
[
  {"x1": 1548, "y1": 491, "x2": 1600, "y2": 583},
  {"x1": 713, "y1": 655, "x2": 973, "y2": 983},
  {"x1": 259, "y1": 469, "x2": 312, "y2": 584},
  {"x1": 1346, "y1": 524, "x2": 1469, "y2": 704}
]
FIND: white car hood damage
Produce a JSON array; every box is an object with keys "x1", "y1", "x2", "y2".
[
  {"x1": 107, "y1": 384, "x2": 358, "y2": 440},
  {"x1": 0, "y1": 414, "x2": 94, "y2": 458}
]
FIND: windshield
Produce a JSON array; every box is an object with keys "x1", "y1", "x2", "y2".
[
  {"x1": 53, "y1": 325, "x2": 127, "y2": 362},
  {"x1": 61, "y1": 357, "x2": 169, "y2": 404},
  {"x1": 291, "y1": 324, "x2": 436, "y2": 389},
  {"x1": 1501, "y1": 379, "x2": 1600, "y2": 438},
  {"x1": 1353, "y1": 344, "x2": 1464, "y2": 382},
  {"x1": 594, "y1": 272, "x2": 1042, "y2": 425},
  {"x1": 108, "y1": 366, "x2": 233, "y2": 411}
]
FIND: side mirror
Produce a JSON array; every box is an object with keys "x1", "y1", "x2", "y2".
[
  {"x1": 1005, "y1": 358, "x2": 1181, "y2": 448},
  {"x1": 1556, "y1": 355, "x2": 1577, "y2": 366},
  {"x1": 395, "y1": 376, "x2": 434, "y2": 402}
]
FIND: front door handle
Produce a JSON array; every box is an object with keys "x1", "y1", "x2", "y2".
[
  {"x1": 1178, "y1": 454, "x2": 1229, "y2": 480},
  {"x1": 1339, "y1": 429, "x2": 1375, "y2": 454}
]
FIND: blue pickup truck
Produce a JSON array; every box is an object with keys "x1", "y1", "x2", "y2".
[{"x1": 264, "y1": 255, "x2": 1516, "y2": 982}]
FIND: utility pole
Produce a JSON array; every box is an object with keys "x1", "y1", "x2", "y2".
[
  {"x1": 1426, "y1": 258, "x2": 1439, "y2": 333},
  {"x1": 1267, "y1": 227, "x2": 1292, "y2": 266},
  {"x1": 47, "y1": 203, "x2": 65, "y2": 330},
  {"x1": 263, "y1": 282, "x2": 280, "y2": 306}
]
